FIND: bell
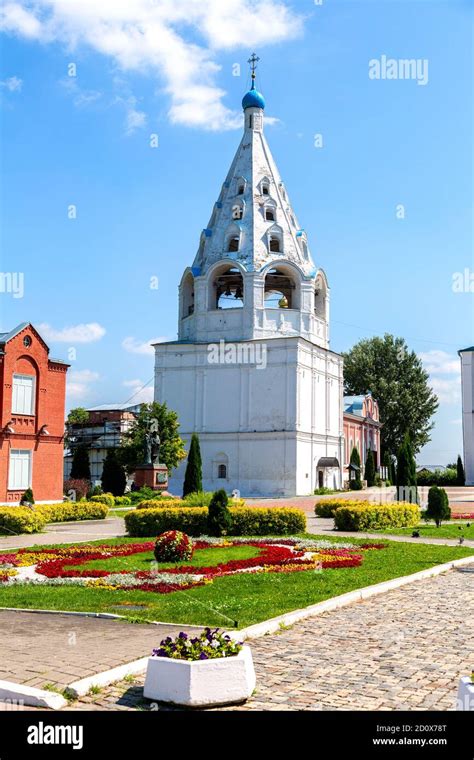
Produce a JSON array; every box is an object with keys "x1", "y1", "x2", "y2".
[
  {"x1": 224, "y1": 284, "x2": 232, "y2": 297},
  {"x1": 235, "y1": 286, "x2": 243, "y2": 299},
  {"x1": 278, "y1": 295, "x2": 289, "y2": 308}
]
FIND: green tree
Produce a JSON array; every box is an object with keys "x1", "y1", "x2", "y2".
[
  {"x1": 101, "y1": 450, "x2": 126, "y2": 496},
  {"x1": 396, "y1": 434, "x2": 418, "y2": 504},
  {"x1": 182, "y1": 433, "x2": 202, "y2": 497},
  {"x1": 364, "y1": 449, "x2": 376, "y2": 487},
  {"x1": 343, "y1": 334, "x2": 438, "y2": 455},
  {"x1": 70, "y1": 445, "x2": 91, "y2": 481},
  {"x1": 207, "y1": 489, "x2": 232, "y2": 537},
  {"x1": 117, "y1": 402, "x2": 186, "y2": 475},
  {"x1": 425, "y1": 485, "x2": 451, "y2": 527},
  {"x1": 67, "y1": 407, "x2": 89, "y2": 425},
  {"x1": 20, "y1": 487, "x2": 35, "y2": 505},
  {"x1": 456, "y1": 455, "x2": 466, "y2": 486},
  {"x1": 349, "y1": 446, "x2": 362, "y2": 490}
]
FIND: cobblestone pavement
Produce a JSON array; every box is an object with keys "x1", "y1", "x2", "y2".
[
  {"x1": 0, "y1": 611, "x2": 204, "y2": 691},
  {"x1": 51, "y1": 569, "x2": 473, "y2": 712}
]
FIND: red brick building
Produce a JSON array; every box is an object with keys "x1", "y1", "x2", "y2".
[{"x1": 0, "y1": 323, "x2": 69, "y2": 504}]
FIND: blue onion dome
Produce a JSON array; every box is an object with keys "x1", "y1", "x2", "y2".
[{"x1": 242, "y1": 83, "x2": 265, "y2": 110}]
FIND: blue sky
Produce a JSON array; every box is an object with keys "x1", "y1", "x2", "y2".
[{"x1": 1, "y1": 0, "x2": 472, "y2": 464}]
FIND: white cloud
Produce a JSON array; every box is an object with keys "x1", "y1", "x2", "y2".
[
  {"x1": 0, "y1": 75, "x2": 22, "y2": 91},
  {"x1": 38, "y1": 322, "x2": 106, "y2": 343},
  {"x1": 419, "y1": 350, "x2": 461, "y2": 376},
  {"x1": 0, "y1": 0, "x2": 302, "y2": 131},
  {"x1": 67, "y1": 368, "x2": 100, "y2": 399},
  {"x1": 123, "y1": 378, "x2": 154, "y2": 404},
  {"x1": 122, "y1": 336, "x2": 168, "y2": 355},
  {"x1": 419, "y1": 350, "x2": 461, "y2": 405},
  {"x1": 60, "y1": 77, "x2": 102, "y2": 107},
  {"x1": 114, "y1": 94, "x2": 146, "y2": 135},
  {"x1": 429, "y1": 377, "x2": 461, "y2": 405}
]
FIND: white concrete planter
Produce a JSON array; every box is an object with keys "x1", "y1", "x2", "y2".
[
  {"x1": 143, "y1": 645, "x2": 256, "y2": 707},
  {"x1": 457, "y1": 676, "x2": 474, "y2": 711}
]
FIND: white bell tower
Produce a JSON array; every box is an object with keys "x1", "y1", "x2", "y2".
[{"x1": 154, "y1": 55, "x2": 344, "y2": 496}]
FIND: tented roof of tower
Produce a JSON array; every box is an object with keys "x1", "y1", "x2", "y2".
[{"x1": 191, "y1": 77, "x2": 317, "y2": 279}]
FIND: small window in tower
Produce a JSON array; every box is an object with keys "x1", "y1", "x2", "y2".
[
  {"x1": 218, "y1": 464, "x2": 227, "y2": 479},
  {"x1": 262, "y1": 184, "x2": 269, "y2": 196},
  {"x1": 269, "y1": 236, "x2": 281, "y2": 253},
  {"x1": 238, "y1": 185, "x2": 245, "y2": 195},
  {"x1": 228, "y1": 236, "x2": 239, "y2": 253},
  {"x1": 248, "y1": 114, "x2": 253, "y2": 129},
  {"x1": 265, "y1": 209, "x2": 275, "y2": 222},
  {"x1": 232, "y1": 204, "x2": 244, "y2": 220}
]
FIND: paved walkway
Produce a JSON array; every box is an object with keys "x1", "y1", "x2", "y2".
[
  {"x1": 61, "y1": 569, "x2": 473, "y2": 711},
  {"x1": 0, "y1": 610, "x2": 203, "y2": 691},
  {"x1": 0, "y1": 518, "x2": 127, "y2": 551}
]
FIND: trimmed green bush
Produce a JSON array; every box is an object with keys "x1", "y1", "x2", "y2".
[
  {"x1": 183, "y1": 491, "x2": 246, "y2": 508},
  {"x1": 364, "y1": 449, "x2": 375, "y2": 487},
  {"x1": 207, "y1": 489, "x2": 232, "y2": 537},
  {"x1": 182, "y1": 433, "x2": 202, "y2": 498},
  {"x1": 0, "y1": 508, "x2": 46, "y2": 534},
  {"x1": 137, "y1": 499, "x2": 184, "y2": 509},
  {"x1": 0, "y1": 501, "x2": 109, "y2": 535},
  {"x1": 425, "y1": 486, "x2": 451, "y2": 527},
  {"x1": 20, "y1": 488, "x2": 35, "y2": 505},
  {"x1": 101, "y1": 450, "x2": 126, "y2": 496},
  {"x1": 416, "y1": 468, "x2": 457, "y2": 487},
  {"x1": 37, "y1": 502, "x2": 109, "y2": 523},
  {"x1": 114, "y1": 496, "x2": 132, "y2": 506},
  {"x1": 334, "y1": 503, "x2": 420, "y2": 531},
  {"x1": 314, "y1": 499, "x2": 350, "y2": 518},
  {"x1": 90, "y1": 493, "x2": 115, "y2": 507},
  {"x1": 125, "y1": 507, "x2": 208, "y2": 537},
  {"x1": 125, "y1": 506, "x2": 306, "y2": 537},
  {"x1": 229, "y1": 507, "x2": 306, "y2": 536},
  {"x1": 349, "y1": 446, "x2": 362, "y2": 490},
  {"x1": 128, "y1": 487, "x2": 174, "y2": 504}
]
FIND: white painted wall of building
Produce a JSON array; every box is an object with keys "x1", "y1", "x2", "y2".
[
  {"x1": 460, "y1": 350, "x2": 474, "y2": 485},
  {"x1": 155, "y1": 338, "x2": 343, "y2": 496}
]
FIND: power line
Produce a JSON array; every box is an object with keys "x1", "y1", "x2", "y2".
[{"x1": 121, "y1": 376, "x2": 155, "y2": 406}]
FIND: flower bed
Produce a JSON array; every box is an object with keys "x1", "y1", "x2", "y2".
[
  {"x1": 451, "y1": 513, "x2": 474, "y2": 520},
  {"x1": 0, "y1": 537, "x2": 386, "y2": 595}
]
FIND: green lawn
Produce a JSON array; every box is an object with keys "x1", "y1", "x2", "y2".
[
  {"x1": 109, "y1": 508, "x2": 134, "y2": 518},
  {"x1": 1, "y1": 535, "x2": 473, "y2": 627},
  {"x1": 65, "y1": 545, "x2": 260, "y2": 573},
  {"x1": 373, "y1": 522, "x2": 474, "y2": 540}
]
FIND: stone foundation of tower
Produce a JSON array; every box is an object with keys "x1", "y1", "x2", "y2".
[{"x1": 154, "y1": 337, "x2": 344, "y2": 497}]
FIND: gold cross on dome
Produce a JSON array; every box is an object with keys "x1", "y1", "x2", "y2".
[{"x1": 248, "y1": 53, "x2": 260, "y2": 81}]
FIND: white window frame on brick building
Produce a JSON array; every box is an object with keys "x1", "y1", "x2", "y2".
[
  {"x1": 8, "y1": 449, "x2": 32, "y2": 490},
  {"x1": 12, "y1": 374, "x2": 35, "y2": 415}
]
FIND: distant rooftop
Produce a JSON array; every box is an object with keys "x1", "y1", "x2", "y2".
[
  {"x1": 87, "y1": 403, "x2": 142, "y2": 412},
  {"x1": 343, "y1": 395, "x2": 366, "y2": 416}
]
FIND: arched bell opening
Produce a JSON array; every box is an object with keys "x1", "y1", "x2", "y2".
[
  {"x1": 181, "y1": 271, "x2": 195, "y2": 318},
  {"x1": 314, "y1": 273, "x2": 328, "y2": 320},
  {"x1": 263, "y1": 266, "x2": 300, "y2": 310},
  {"x1": 211, "y1": 265, "x2": 244, "y2": 310}
]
